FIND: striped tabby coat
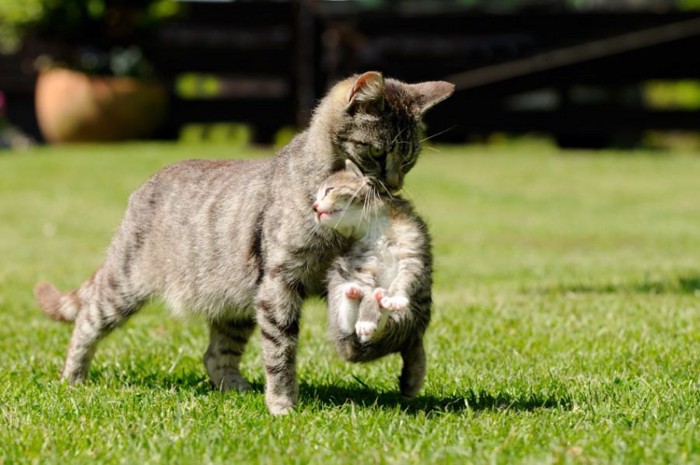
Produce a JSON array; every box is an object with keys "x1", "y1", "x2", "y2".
[
  {"x1": 314, "y1": 160, "x2": 432, "y2": 398},
  {"x1": 35, "y1": 71, "x2": 453, "y2": 414}
]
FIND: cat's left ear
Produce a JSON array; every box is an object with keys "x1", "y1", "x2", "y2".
[
  {"x1": 347, "y1": 71, "x2": 385, "y2": 114},
  {"x1": 407, "y1": 81, "x2": 455, "y2": 116},
  {"x1": 344, "y1": 159, "x2": 365, "y2": 180}
]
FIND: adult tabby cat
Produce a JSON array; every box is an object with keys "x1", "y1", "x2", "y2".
[
  {"x1": 314, "y1": 160, "x2": 431, "y2": 398},
  {"x1": 34, "y1": 71, "x2": 453, "y2": 415}
]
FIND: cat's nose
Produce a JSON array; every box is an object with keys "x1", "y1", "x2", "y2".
[
  {"x1": 312, "y1": 201, "x2": 319, "y2": 212},
  {"x1": 386, "y1": 171, "x2": 401, "y2": 191}
]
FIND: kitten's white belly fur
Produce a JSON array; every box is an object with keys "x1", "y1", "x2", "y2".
[{"x1": 336, "y1": 228, "x2": 400, "y2": 336}]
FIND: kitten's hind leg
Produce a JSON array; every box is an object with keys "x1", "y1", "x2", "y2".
[
  {"x1": 399, "y1": 338, "x2": 426, "y2": 398},
  {"x1": 204, "y1": 316, "x2": 256, "y2": 392},
  {"x1": 336, "y1": 283, "x2": 363, "y2": 336},
  {"x1": 355, "y1": 292, "x2": 385, "y2": 343}
]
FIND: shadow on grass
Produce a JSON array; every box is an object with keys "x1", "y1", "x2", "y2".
[
  {"x1": 536, "y1": 273, "x2": 700, "y2": 296},
  {"x1": 91, "y1": 369, "x2": 214, "y2": 395},
  {"x1": 299, "y1": 382, "x2": 573, "y2": 415},
  {"x1": 90, "y1": 369, "x2": 573, "y2": 414}
]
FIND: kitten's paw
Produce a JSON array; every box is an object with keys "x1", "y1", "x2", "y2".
[
  {"x1": 380, "y1": 295, "x2": 409, "y2": 311},
  {"x1": 344, "y1": 283, "x2": 364, "y2": 300},
  {"x1": 355, "y1": 320, "x2": 378, "y2": 342},
  {"x1": 373, "y1": 288, "x2": 386, "y2": 303}
]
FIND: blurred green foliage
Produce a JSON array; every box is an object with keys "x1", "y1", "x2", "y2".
[
  {"x1": 176, "y1": 74, "x2": 221, "y2": 100},
  {"x1": 679, "y1": 0, "x2": 700, "y2": 9},
  {"x1": 359, "y1": 0, "x2": 700, "y2": 8},
  {"x1": 0, "y1": 1, "x2": 42, "y2": 53},
  {"x1": 179, "y1": 123, "x2": 252, "y2": 146},
  {"x1": 0, "y1": 0, "x2": 180, "y2": 55},
  {"x1": 645, "y1": 80, "x2": 700, "y2": 110}
]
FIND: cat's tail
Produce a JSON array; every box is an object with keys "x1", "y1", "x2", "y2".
[{"x1": 34, "y1": 282, "x2": 81, "y2": 323}]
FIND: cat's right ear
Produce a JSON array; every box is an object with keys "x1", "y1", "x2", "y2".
[
  {"x1": 347, "y1": 71, "x2": 385, "y2": 114},
  {"x1": 344, "y1": 159, "x2": 365, "y2": 179}
]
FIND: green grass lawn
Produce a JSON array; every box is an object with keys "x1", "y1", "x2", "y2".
[{"x1": 1, "y1": 142, "x2": 700, "y2": 464}]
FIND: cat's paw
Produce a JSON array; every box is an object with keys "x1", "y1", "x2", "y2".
[
  {"x1": 209, "y1": 370, "x2": 252, "y2": 393},
  {"x1": 380, "y1": 295, "x2": 409, "y2": 311},
  {"x1": 266, "y1": 394, "x2": 297, "y2": 416},
  {"x1": 355, "y1": 320, "x2": 377, "y2": 342},
  {"x1": 344, "y1": 283, "x2": 364, "y2": 300}
]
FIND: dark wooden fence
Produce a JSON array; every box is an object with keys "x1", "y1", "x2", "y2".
[{"x1": 2, "y1": 1, "x2": 700, "y2": 146}]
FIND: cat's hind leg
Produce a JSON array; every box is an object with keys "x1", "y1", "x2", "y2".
[
  {"x1": 204, "y1": 316, "x2": 256, "y2": 392},
  {"x1": 399, "y1": 337, "x2": 426, "y2": 398},
  {"x1": 44, "y1": 269, "x2": 146, "y2": 384}
]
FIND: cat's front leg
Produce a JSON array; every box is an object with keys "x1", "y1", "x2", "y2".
[{"x1": 255, "y1": 274, "x2": 303, "y2": 415}]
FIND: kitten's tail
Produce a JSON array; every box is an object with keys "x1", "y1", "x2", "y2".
[{"x1": 34, "y1": 282, "x2": 80, "y2": 323}]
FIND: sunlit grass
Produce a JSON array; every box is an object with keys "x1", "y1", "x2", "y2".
[{"x1": 1, "y1": 142, "x2": 700, "y2": 464}]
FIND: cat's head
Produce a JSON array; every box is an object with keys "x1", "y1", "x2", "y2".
[
  {"x1": 321, "y1": 71, "x2": 454, "y2": 193},
  {"x1": 313, "y1": 159, "x2": 375, "y2": 235}
]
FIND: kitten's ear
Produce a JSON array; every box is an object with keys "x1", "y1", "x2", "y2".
[
  {"x1": 344, "y1": 159, "x2": 365, "y2": 179},
  {"x1": 347, "y1": 71, "x2": 385, "y2": 113},
  {"x1": 407, "y1": 81, "x2": 455, "y2": 116}
]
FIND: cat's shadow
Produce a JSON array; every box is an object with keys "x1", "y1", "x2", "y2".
[
  {"x1": 102, "y1": 370, "x2": 572, "y2": 414},
  {"x1": 297, "y1": 381, "x2": 572, "y2": 414}
]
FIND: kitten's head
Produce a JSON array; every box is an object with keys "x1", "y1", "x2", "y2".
[
  {"x1": 320, "y1": 71, "x2": 454, "y2": 193},
  {"x1": 313, "y1": 159, "x2": 374, "y2": 235}
]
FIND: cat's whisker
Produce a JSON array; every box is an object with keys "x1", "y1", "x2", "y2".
[
  {"x1": 361, "y1": 187, "x2": 372, "y2": 224},
  {"x1": 375, "y1": 178, "x2": 398, "y2": 202},
  {"x1": 391, "y1": 127, "x2": 406, "y2": 147},
  {"x1": 373, "y1": 179, "x2": 387, "y2": 196},
  {"x1": 373, "y1": 189, "x2": 382, "y2": 223},
  {"x1": 332, "y1": 181, "x2": 368, "y2": 229},
  {"x1": 399, "y1": 186, "x2": 414, "y2": 202},
  {"x1": 361, "y1": 186, "x2": 373, "y2": 224},
  {"x1": 364, "y1": 181, "x2": 377, "y2": 224},
  {"x1": 419, "y1": 125, "x2": 456, "y2": 143},
  {"x1": 366, "y1": 191, "x2": 373, "y2": 222}
]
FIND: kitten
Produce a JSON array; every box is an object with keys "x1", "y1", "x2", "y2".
[
  {"x1": 314, "y1": 160, "x2": 432, "y2": 398},
  {"x1": 35, "y1": 71, "x2": 453, "y2": 414}
]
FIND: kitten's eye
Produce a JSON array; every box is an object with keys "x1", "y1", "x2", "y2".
[
  {"x1": 368, "y1": 146, "x2": 385, "y2": 158},
  {"x1": 324, "y1": 187, "x2": 334, "y2": 196}
]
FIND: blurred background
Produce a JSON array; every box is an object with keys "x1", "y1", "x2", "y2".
[{"x1": 1, "y1": 0, "x2": 700, "y2": 149}]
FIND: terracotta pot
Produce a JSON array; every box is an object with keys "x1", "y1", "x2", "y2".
[{"x1": 35, "y1": 68, "x2": 167, "y2": 143}]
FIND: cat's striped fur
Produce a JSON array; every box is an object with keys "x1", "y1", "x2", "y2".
[
  {"x1": 314, "y1": 161, "x2": 432, "y2": 397},
  {"x1": 35, "y1": 72, "x2": 453, "y2": 414}
]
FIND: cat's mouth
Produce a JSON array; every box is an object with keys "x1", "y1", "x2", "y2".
[{"x1": 315, "y1": 209, "x2": 339, "y2": 223}]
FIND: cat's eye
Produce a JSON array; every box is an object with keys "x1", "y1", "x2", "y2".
[
  {"x1": 368, "y1": 146, "x2": 384, "y2": 158},
  {"x1": 324, "y1": 187, "x2": 334, "y2": 196}
]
